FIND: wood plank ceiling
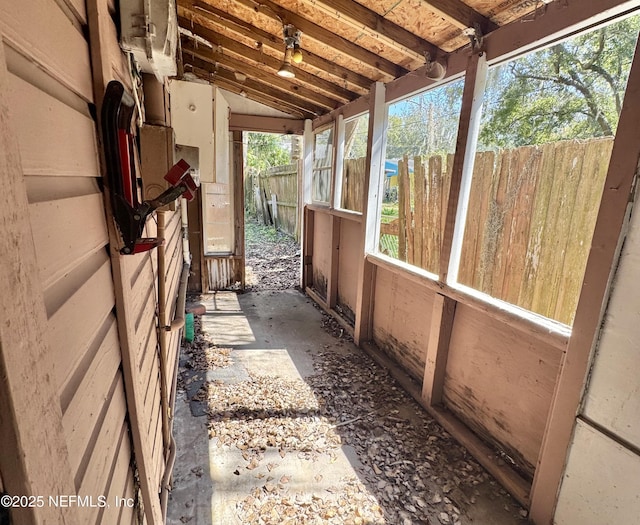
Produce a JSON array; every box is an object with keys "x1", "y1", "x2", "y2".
[{"x1": 177, "y1": 0, "x2": 545, "y2": 118}]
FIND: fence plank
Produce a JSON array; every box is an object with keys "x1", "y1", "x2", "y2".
[
  {"x1": 501, "y1": 146, "x2": 542, "y2": 305},
  {"x1": 425, "y1": 155, "x2": 442, "y2": 273},
  {"x1": 519, "y1": 142, "x2": 558, "y2": 311},
  {"x1": 413, "y1": 156, "x2": 425, "y2": 269},
  {"x1": 398, "y1": 156, "x2": 408, "y2": 261},
  {"x1": 553, "y1": 139, "x2": 612, "y2": 323}
]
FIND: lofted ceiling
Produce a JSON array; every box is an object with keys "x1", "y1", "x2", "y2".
[{"x1": 176, "y1": 0, "x2": 546, "y2": 119}]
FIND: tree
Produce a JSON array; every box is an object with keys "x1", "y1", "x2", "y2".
[
  {"x1": 385, "y1": 79, "x2": 464, "y2": 159},
  {"x1": 246, "y1": 132, "x2": 291, "y2": 173},
  {"x1": 479, "y1": 15, "x2": 640, "y2": 148}
]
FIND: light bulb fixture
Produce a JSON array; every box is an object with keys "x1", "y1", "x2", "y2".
[
  {"x1": 424, "y1": 52, "x2": 447, "y2": 81},
  {"x1": 277, "y1": 24, "x2": 302, "y2": 77},
  {"x1": 292, "y1": 44, "x2": 303, "y2": 64},
  {"x1": 277, "y1": 47, "x2": 295, "y2": 78}
]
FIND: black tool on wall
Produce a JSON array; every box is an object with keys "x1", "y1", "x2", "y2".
[{"x1": 101, "y1": 80, "x2": 197, "y2": 254}]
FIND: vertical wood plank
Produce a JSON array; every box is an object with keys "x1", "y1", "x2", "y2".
[
  {"x1": 0, "y1": 43, "x2": 75, "y2": 523},
  {"x1": 398, "y1": 156, "x2": 408, "y2": 261},
  {"x1": 530, "y1": 35, "x2": 640, "y2": 525},
  {"x1": 303, "y1": 208, "x2": 315, "y2": 288},
  {"x1": 422, "y1": 294, "x2": 457, "y2": 406},
  {"x1": 86, "y1": 0, "x2": 163, "y2": 520},
  {"x1": 232, "y1": 130, "x2": 245, "y2": 289},
  {"x1": 327, "y1": 215, "x2": 341, "y2": 308},
  {"x1": 354, "y1": 81, "x2": 386, "y2": 344},
  {"x1": 441, "y1": 53, "x2": 487, "y2": 283},
  {"x1": 518, "y1": 142, "x2": 558, "y2": 311},
  {"x1": 414, "y1": 156, "x2": 424, "y2": 269},
  {"x1": 500, "y1": 146, "x2": 542, "y2": 306}
]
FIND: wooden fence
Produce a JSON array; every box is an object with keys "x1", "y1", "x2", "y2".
[
  {"x1": 376, "y1": 137, "x2": 613, "y2": 325},
  {"x1": 253, "y1": 163, "x2": 300, "y2": 238},
  {"x1": 341, "y1": 157, "x2": 366, "y2": 212}
]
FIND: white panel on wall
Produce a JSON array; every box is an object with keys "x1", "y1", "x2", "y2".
[
  {"x1": 214, "y1": 87, "x2": 230, "y2": 185},
  {"x1": 582, "y1": 198, "x2": 640, "y2": 449},
  {"x1": 555, "y1": 420, "x2": 640, "y2": 525},
  {"x1": 169, "y1": 80, "x2": 214, "y2": 183}
]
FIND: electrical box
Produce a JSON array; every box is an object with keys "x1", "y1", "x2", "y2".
[
  {"x1": 120, "y1": 0, "x2": 178, "y2": 81},
  {"x1": 140, "y1": 124, "x2": 176, "y2": 211}
]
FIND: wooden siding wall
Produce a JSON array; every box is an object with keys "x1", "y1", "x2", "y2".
[
  {"x1": 336, "y1": 218, "x2": 361, "y2": 323},
  {"x1": 372, "y1": 267, "x2": 435, "y2": 379},
  {"x1": 311, "y1": 211, "x2": 332, "y2": 300},
  {"x1": 444, "y1": 305, "x2": 562, "y2": 475},
  {"x1": 0, "y1": 0, "x2": 138, "y2": 523},
  {"x1": 0, "y1": 0, "x2": 185, "y2": 522}
]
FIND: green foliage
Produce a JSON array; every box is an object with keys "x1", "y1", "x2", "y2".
[
  {"x1": 246, "y1": 132, "x2": 291, "y2": 173},
  {"x1": 479, "y1": 15, "x2": 640, "y2": 148},
  {"x1": 386, "y1": 79, "x2": 464, "y2": 159}
]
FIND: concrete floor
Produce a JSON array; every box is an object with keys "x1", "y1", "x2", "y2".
[{"x1": 167, "y1": 290, "x2": 527, "y2": 524}]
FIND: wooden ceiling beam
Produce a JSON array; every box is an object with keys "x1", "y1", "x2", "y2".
[
  {"x1": 181, "y1": 39, "x2": 342, "y2": 110},
  {"x1": 178, "y1": 14, "x2": 358, "y2": 102},
  {"x1": 224, "y1": 0, "x2": 409, "y2": 79},
  {"x1": 184, "y1": 55, "x2": 328, "y2": 117},
  {"x1": 301, "y1": 0, "x2": 441, "y2": 59},
  {"x1": 186, "y1": 0, "x2": 373, "y2": 91},
  {"x1": 419, "y1": 0, "x2": 497, "y2": 32},
  {"x1": 184, "y1": 61, "x2": 312, "y2": 118}
]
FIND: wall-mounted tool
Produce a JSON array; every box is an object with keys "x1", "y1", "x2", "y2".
[{"x1": 101, "y1": 80, "x2": 197, "y2": 254}]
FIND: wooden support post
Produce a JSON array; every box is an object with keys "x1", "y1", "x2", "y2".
[
  {"x1": 300, "y1": 119, "x2": 314, "y2": 289},
  {"x1": 0, "y1": 43, "x2": 76, "y2": 524},
  {"x1": 303, "y1": 208, "x2": 315, "y2": 289},
  {"x1": 334, "y1": 114, "x2": 346, "y2": 209},
  {"x1": 354, "y1": 81, "x2": 387, "y2": 345},
  {"x1": 530, "y1": 34, "x2": 640, "y2": 525},
  {"x1": 327, "y1": 215, "x2": 341, "y2": 308},
  {"x1": 422, "y1": 294, "x2": 457, "y2": 406},
  {"x1": 440, "y1": 52, "x2": 487, "y2": 284},
  {"x1": 86, "y1": 1, "x2": 163, "y2": 521},
  {"x1": 232, "y1": 130, "x2": 245, "y2": 289}
]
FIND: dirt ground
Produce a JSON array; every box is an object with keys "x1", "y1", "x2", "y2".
[
  {"x1": 168, "y1": 225, "x2": 527, "y2": 525},
  {"x1": 244, "y1": 221, "x2": 300, "y2": 291}
]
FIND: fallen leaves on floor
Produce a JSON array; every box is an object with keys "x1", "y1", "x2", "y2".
[
  {"x1": 244, "y1": 221, "x2": 300, "y2": 291},
  {"x1": 194, "y1": 345, "x2": 518, "y2": 525}
]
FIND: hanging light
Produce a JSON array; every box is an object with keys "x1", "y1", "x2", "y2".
[
  {"x1": 277, "y1": 24, "x2": 302, "y2": 78},
  {"x1": 424, "y1": 51, "x2": 447, "y2": 81},
  {"x1": 277, "y1": 47, "x2": 295, "y2": 78}
]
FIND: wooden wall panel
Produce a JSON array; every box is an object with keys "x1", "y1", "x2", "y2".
[
  {"x1": 47, "y1": 260, "x2": 115, "y2": 391},
  {"x1": 100, "y1": 428, "x2": 135, "y2": 524},
  {"x1": 30, "y1": 193, "x2": 108, "y2": 289},
  {"x1": 0, "y1": 0, "x2": 93, "y2": 101},
  {"x1": 554, "y1": 419, "x2": 640, "y2": 525},
  {"x1": 337, "y1": 217, "x2": 361, "y2": 323},
  {"x1": 444, "y1": 304, "x2": 562, "y2": 474},
  {"x1": 312, "y1": 210, "x2": 332, "y2": 299},
  {"x1": 7, "y1": 73, "x2": 98, "y2": 178},
  {"x1": 62, "y1": 318, "x2": 120, "y2": 476},
  {"x1": 372, "y1": 267, "x2": 435, "y2": 380},
  {"x1": 0, "y1": 0, "x2": 142, "y2": 520}
]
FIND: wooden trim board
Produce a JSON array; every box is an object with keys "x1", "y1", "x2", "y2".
[
  {"x1": 0, "y1": 43, "x2": 76, "y2": 523},
  {"x1": 422, "y1": 294, "x2": 457, "y2": 406},
  {"x1": 529, "y1": 30, "x2": 640, "y2": 525}
]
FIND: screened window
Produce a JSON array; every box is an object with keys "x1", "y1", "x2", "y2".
[
  {"x1": 378, "y1": 79, "x2": 464, "y2": 275},
  {"x1": 454, "y1": 15, "x2": 639, "y2": 325},
  {"x1": 312, "y1": 126, "x2": 333, "y2": 203},
  {"x1": 338, "y1": 113, "x2": 369, "y2": 213}
]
